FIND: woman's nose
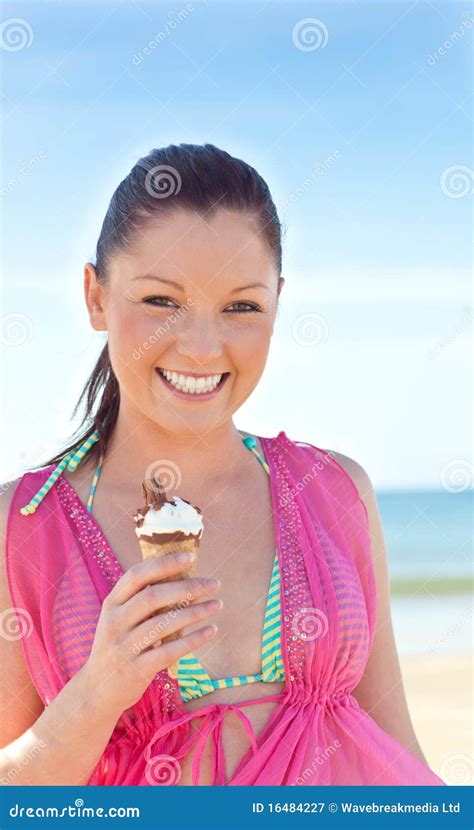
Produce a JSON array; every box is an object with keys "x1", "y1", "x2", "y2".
[{"x1": 175, "y1": 317, "x2": 223, "y2": 364}]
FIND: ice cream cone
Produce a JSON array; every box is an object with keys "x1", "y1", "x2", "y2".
[{"x1": 133, "y1": 476, "x2": 204, "y2": 679}]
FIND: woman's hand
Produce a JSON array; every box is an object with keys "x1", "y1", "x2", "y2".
[{"x1": 78, "y1": 550, "x2": 222, "y2": 715}]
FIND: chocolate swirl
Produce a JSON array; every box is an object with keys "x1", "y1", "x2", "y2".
[{"x1": 142, "y1": 475, "x2": 169, "y2": 509}]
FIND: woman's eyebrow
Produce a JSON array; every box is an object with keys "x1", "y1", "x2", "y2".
[
  {"x1": 132, "y1": 275, "x2": 269, "y2": 293},
  {"x1": 230, "y1": 282, "x2": 269, "y2": 293},
  {"x1": 132, "y1": 274, "x2": 185, "y2": 291}
]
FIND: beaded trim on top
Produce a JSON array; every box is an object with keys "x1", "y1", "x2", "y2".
[{"x1": 19, "y1": 431, "x2": 267, "y2": 516}]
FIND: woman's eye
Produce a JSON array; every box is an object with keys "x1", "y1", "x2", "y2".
[
  {"x1": 143, "y1": 296, "x2": 179, "y2": 308},
  {"x1": 143, "y1": 297, "x2": 261, "y2": 314},
  {"x1": 225, "y1": 302, "x2": 262, "y2": 314}
]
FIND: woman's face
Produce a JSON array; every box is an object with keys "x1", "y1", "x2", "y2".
[{"x1": 87, "y1": 208, "x2": 283, "y2": 436}]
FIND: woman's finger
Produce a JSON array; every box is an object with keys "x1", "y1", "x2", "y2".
[
  {"x1": 127, "y1": 598, "x2": 223, "y2": 655},
  {"x1": 137, "y1": 623, "x2": 219, "y2": 675},
  {"x1": 123, "y1": 576, "x2": 221, "y2": 629},
  {"x1": 106, "y1": 550, "x2": 195, "y2": 606}
]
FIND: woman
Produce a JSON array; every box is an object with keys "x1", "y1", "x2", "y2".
[{"x1": 1, "y1": 143, "x2": 444, "y2": 786}]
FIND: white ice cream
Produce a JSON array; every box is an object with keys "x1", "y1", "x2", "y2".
[{"x1": 134, "y1": 496, "x2": 203, "y2": 539}]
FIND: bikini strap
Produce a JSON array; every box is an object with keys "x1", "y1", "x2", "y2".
[
  {"x1": 82, "y1": 435, "x2": 269, "y2": 511},
  {"x1": 19, "y1": 430, "x2": 100, "y2": 515},
  {"x1": 86, "y1": 454, "x2": 105, "y2": 512},
  {"x1": 241, "y1": 435, "x2": 270, "y2": 474},
  {"x1": 19, "y1": 431, "x2": 268, "y2": 515}
]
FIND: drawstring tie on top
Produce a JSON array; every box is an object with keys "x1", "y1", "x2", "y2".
[{"x1": 143, "y1": 702, "x2": 260, "y2": 786}]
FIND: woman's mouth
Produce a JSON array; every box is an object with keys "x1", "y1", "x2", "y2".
[{"x1": 155, "y1": 367, "x2": 229, "y2": 399}]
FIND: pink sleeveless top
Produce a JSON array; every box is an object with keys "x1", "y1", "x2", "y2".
[{"x1": 5, "y1": 431, "x2": 445, "y2": 786}]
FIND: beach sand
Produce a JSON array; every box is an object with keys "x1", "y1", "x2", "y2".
[{"x1": 400, "y1": 651, "x2": 473, "y2": 785}]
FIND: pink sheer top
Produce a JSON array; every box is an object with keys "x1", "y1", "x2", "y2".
[{"x1": 5, "y1": 431, "x2": 445, "y2": 786}]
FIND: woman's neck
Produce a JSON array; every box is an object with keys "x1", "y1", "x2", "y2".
[{"x1": 102, "y1": 412, "x2": 250, "y2": 488}]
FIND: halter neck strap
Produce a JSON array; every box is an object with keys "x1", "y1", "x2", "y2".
[
  {"x1": 19, "y1": 430, "x2": 100, "y2": 516},
  {"x1": 19, "y1": 430, "x2": 268, "y2": 516}
]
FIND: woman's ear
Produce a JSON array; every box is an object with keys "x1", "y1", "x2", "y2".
[
  {"x1": 277, "y1": 276, "x2": 285, "y2": 297},
  {"x1": 84, "y1": 262, "x2": 107, "y2": 331}
]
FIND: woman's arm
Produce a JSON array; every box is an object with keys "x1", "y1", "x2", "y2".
[
  {"x1": 0, "y1": 476, "x2": 222, "y2": 785},
  {"x1": 0, "y1": 479, "x2": 123, "y2": 785},
  {"x1": 329, "y1": 453, "x2": 428, "y2": 765}
]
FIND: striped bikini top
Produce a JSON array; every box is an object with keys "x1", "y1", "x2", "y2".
[
  {"x1": 176, "y1": 439, "x2": 284, "y2": 701},
  {"x1": 19, "y1": 431, "x2": 285, "y2": 703}
]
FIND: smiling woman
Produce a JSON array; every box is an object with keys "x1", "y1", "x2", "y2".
[
  {"x1": 76, "y1": 149, "x2": 284, "y2": 452},
  {"x1": 1, "y1": 143, "x2": 445, "y2": 786}
]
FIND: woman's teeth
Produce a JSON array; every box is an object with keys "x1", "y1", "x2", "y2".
[{"x1": 158, "y1": 368, "x2": 223, "y2": 394}]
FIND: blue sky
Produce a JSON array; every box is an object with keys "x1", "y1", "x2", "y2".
[{"x1": 1, "y1": 0, "x2": 472, "y2": 488}]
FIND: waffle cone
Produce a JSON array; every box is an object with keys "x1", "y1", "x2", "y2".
[
  {"x1": 139, "y1": 537, "x2": 199, "y2": 560},
  {"x1": 138, "y1": 536, "x2": 199, "y2": 679}
]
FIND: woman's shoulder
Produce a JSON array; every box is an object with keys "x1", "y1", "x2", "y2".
[
  {"x1": 305, "y1": 444, "x2": 383, "y2": 583},
  {"x1": 3, "y1": 464, "x2": 56, "y2": 495},
  {"x1": 0, "y1": 474, "x2": 27, "y2": 604},
  {"x1": 0, "y1": 471, "x2": 38, "y2": 526},
  {"x1": 0, "y1": 475, "x2": 24, "y2": 536},
  {"x1": 0, "y1": 465, "x2": 57, "y2": 528},
  {"x1": 277, "y1": 431, "x2": 373, "y2": 494},
  {"x1": 0, "y1": 475, "x2": 47, "y2": 742},
  {"x1": 271, "y1": 430, "x2": 376, "y2": 522},
  {"x1": 323, "y1": 448, "x2": 372, "y2": 498}
]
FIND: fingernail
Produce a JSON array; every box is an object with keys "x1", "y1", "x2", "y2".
[
  {"x1": 209, "y1": 599, "x2": 223, "y2": 611},
  {"x1": 176, "y1": 552, "x2": 193, "y2": 564},
  {"x1": 203, "y1": 624, "x2": 217, "y2": 638}
]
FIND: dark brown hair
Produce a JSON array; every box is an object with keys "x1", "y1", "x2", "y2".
[{"x1": 42, "y1": 143, "x2": 283, "y2": 469}]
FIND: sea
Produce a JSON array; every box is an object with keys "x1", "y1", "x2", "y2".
[{"x1": 377, "y1": 490, "x2": 472, "y2": 656}]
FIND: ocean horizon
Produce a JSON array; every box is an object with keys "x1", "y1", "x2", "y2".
[
  {"x1": 377, "y1": 489, "x2": 472, "y2": 587},
  {"x1": 377, "y1": 489, "x2": 472, "y2": 656}
]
